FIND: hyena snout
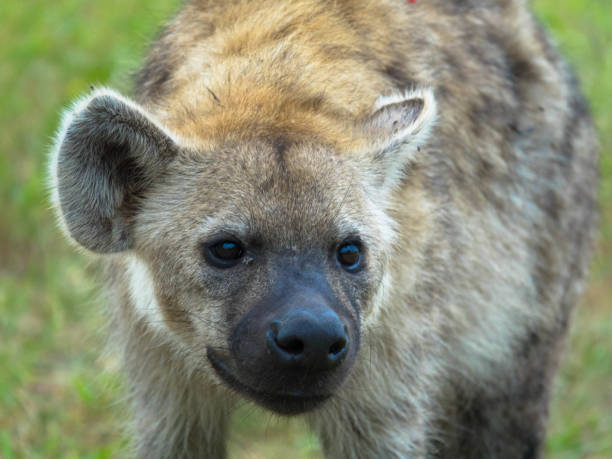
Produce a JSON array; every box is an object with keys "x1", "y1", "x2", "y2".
[
  {"x1": 266, "y1": 307, "x2": 349, "y2": 371},
  {"x1": 210, "y1": 280, "x2": 358, "y2": 414}
]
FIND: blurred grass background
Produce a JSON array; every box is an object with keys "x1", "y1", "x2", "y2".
[{"x1": 0, "y1": 0, "x2": 610, "y2": 457}]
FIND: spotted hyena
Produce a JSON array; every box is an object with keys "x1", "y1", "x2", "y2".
[{"x1": 49, "y1": 0, "x2": 599, "y2": 457}]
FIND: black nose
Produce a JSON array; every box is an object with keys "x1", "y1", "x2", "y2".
[{"x1": 266, "y1": 308, "x2": 349, "y2": 371}]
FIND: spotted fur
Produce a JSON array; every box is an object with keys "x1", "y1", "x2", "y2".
[{"x1": 50, "y1": 0, "x2": 599, "y2": 457}]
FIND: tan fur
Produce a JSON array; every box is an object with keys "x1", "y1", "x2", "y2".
[{"x1": 50, "y1": 0, "x2": 599, "y2": 457}]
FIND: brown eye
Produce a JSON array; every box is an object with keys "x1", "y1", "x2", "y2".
[
  {"x1": 205, "y1": 240, "x2": 244, "y2": 268},
  {"x1": 337, "y1": 241, "x2": 362, "y2": 272}
]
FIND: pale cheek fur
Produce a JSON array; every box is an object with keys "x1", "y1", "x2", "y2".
[{"x1": 125, "y1": 255, "x2": 167, "y2": 333}]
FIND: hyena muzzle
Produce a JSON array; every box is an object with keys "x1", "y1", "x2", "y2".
[{"x1": 49, "y1": 0, "x2": 599, "y2": 457}]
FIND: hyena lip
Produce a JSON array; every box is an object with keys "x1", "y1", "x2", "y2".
[{"x1": 207, "y1": 349, "x2": 331, "y2": 415}]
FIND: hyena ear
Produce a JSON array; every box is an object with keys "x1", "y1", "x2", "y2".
[
  {"x1": 361, "y1": 87, "x2": 437, "y2": 189},
  {"x1": 49, "y1": 88, "x2": 179, "y2": 253}
]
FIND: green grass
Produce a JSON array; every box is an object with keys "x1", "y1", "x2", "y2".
[{"x1": 0, "y1": 0, "x2": 610, "y2": 457}]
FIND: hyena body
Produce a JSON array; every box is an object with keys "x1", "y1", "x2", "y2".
[{"x1": 50, "y1": 0, "x2": 599, "y2": 457}]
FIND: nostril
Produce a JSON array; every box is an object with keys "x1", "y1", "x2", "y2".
[
  {"x1": 329, "y1": 337, "x2": 347, "y2": 356},
  {"x1": 276, "y1": 336, "x2": 305, "y2": 355}
]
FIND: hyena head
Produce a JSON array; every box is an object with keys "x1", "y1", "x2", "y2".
[{"x1": 50, "y1": 87, "x2": 436, "y2": 414}]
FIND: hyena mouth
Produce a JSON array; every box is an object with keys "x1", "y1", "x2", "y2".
[{"x1": 207, "y1": 349, "x2": 332, "y2": 415}]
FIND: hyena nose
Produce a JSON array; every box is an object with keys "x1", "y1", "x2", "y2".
[{"x1": 266, "y1": 309, "x2": 349, "y2": 371}]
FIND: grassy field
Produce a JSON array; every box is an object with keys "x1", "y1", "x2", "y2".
[{"x1": 0, "y1": 0, "x2": 610, "y2": 457}]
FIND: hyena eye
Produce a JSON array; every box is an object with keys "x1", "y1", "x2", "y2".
[
  {"x1": 205, "y1": 239, "x2": 245, "y2": 268},
  {"x1": 336, "y1": 241, "x2": 362, "y2": 272}
]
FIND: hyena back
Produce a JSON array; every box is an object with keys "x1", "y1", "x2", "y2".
[{"x1": 50, "y1": 0, "x2": 599, "y2": 457}]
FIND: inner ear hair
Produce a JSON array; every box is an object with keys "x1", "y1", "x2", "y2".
[
  {"x1": 49, "y1": 88, "x2": 179, "y2": 254},
  {"x1": 368, "y1": 87, "x2": 437, "y2": 150},
  {"x1": 360, "y1": 87, "x2": 437, "y2": 190}
]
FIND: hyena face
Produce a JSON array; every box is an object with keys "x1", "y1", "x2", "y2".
[
  {"x1": 51, "y1": 87, "x2": 436, "y2": 415},
  {"x1": 134, "y1": 140, "x2": 381, "y2": 414}
]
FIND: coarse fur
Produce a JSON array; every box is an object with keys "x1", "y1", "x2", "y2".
[{"x1": 49, "y1": 0, "x2": 599, "y2": 458}]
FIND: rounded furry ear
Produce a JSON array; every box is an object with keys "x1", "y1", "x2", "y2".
[
  {"x1": 362, "y1": 88, "x2": 437, "y2": 189},
  {"x1": 49, "y1": 89, "x2": 179, "y2": 253}
]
